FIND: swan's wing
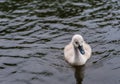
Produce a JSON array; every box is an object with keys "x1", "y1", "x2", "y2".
[
  {"x1": 64, "y1": 43, "x2": 74, "y2": 62},
  {"x1": 84, "y1": 42, "x2": 92, "y2": 59}
]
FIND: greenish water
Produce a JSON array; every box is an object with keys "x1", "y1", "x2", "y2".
[{"x1": 0, "y1": 0, "x2": 120, "y2": 84}]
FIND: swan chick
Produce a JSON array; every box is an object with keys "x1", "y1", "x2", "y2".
[{"x1": 64, "y1": 34, "x2": 92, "y2": 66}]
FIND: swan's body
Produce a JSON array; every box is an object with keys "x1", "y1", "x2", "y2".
[{"x1": 64, "y1": 34, "x2": 92, "y2": 66}]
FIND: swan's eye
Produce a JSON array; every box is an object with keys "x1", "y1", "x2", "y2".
[{"x1": 75, "y1": 41, "x2": 78, "y2": 45}]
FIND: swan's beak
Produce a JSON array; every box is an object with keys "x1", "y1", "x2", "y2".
[{"x1": 78, "y1": 45, "x2": 85, "y2": 55}]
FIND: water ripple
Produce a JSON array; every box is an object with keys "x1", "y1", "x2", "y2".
[{"x1": 0, "y1": 0, "x2": 120, "y2": 84}]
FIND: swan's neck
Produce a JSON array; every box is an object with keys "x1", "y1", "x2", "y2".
[
  {"x1": 74, "y1": 47, "x2": 86, "y2": 65},
  {"x1": 74, "y1": 47, "x2": 83, "y2": 56}
]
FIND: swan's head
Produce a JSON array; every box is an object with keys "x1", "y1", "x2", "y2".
[{"x1": 72, "y1": 34, "x2": 85, "y2": 55}]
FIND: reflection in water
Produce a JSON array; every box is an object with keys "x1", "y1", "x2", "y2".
[{"x1": 74, "y1": 66, "x2": 85, "y2": 84}]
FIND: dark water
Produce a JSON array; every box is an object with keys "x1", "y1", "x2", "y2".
[{"x1": 0, "y1": 0, "x2": 120, "y2": 84}]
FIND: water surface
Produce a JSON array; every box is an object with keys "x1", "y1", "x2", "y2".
[{"x1": 0, "y1": 0, "x2": 120, "y2": 84}]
